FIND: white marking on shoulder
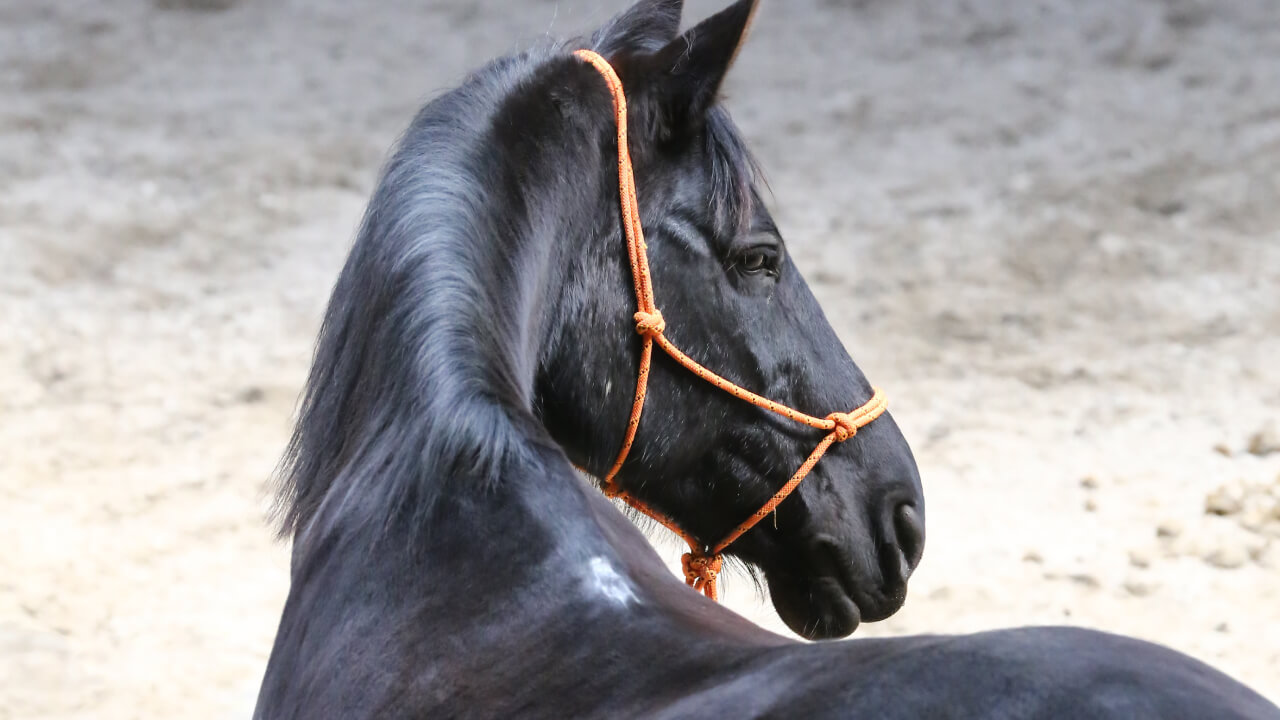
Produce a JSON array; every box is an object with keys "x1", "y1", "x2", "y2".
[{"x1": 585, "y1": 556, "x2": 638, "y2": 606}]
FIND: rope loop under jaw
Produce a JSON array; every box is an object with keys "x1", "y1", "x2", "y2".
[
  {"x1": 574, "y1": 48, "x2": 890, "y2": 604},
  {"x1": 681, "y1": 552, "x2": 723, "y2": 601}
]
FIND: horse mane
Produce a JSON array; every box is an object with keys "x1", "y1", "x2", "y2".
[
  {"x1": 271, "y1": 33, "x2": 764, "y2": 548},
  {"x1": 269, "y1": 47, "x2": 556, "y2": 544}
]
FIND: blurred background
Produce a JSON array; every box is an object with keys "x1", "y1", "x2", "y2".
[{"x1": 2, "y1": 0, "x2": 1278, "y2": 716}]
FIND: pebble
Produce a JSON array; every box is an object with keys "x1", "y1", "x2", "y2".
[
  {"x1": 237, "y1": 386, "x2": 266, "y2": 404},
  {"x1": 1204, "y1": 545, "x2": 1248, "y2": 569},
  {"x1": 1156, "y1": 520, "x2": 1183, "y2": 539},
  {"x1": 1247, "y1": 420, "x2": 1280, "y2": 456},
  {"x1": 1205, "y1": 485, "x2": 1243, "y2": 516},
  {"x1": 1206, "y1": 479, "x2": 1280, "y2": 535},
  {"x1": 1128, "y1": 549, "x2": 1151, "y2": 568},
  {"x1": 1124, "y1": 579, "x2": 1155, "y2": 597},
  {"x1": 1068, "y1": 573, "x2": 1100, "y2": 589},
  {"x1": 1079, "y1": 475, "x2": 1099, "y2": 490}
]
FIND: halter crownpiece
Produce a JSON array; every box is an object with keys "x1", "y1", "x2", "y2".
[{"x1": 574, "y1": 48, "x2": 888, "y2": 602}]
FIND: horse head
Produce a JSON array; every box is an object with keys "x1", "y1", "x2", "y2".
[{"x1": 537, "y1": 0, "x2": 925, "y2": 639}]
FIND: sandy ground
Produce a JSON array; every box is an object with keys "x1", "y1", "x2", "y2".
[{"x1": 2, "y1": 0, "x2": 1278, "y2": 717}]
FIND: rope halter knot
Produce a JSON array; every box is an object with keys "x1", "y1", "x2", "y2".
[
  {"x1": 827, "y1": 412, "x2": 859, "y2": 442},
  {"x1": 574, "y1": 48, "x2": 889, "y2": 605},
  {"x1": 634, "y1": 310, "x2": 665, "y2": 336},
  {"x1": 681, "y1": 552, "x2": 723, "y2": 600}
]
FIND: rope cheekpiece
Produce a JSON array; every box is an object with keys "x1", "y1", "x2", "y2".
[{"x1": 575, "y1": 49, "x2": 888, "y2": 602}]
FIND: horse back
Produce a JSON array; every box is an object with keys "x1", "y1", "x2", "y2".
[{"x1": 736, "y1": 626, "x2": 1279, "y2": 720}]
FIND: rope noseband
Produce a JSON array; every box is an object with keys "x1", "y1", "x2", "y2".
[{"x1": 575, "y1": 49, "x2": 888, "y2": 601}]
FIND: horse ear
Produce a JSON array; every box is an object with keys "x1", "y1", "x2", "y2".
[
  {"x1": 647, "y1": 0, "x2": 759, "y2": 134},
  {"x1": 591, "y1": 0, "x2": 685, "y2": 56}
]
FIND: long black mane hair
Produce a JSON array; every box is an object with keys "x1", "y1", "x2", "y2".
[{"x1": 273, "y1": 52, "x2": 760, "y2": 552}]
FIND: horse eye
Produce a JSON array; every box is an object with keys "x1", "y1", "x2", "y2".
[{"x1": 737, "y1": 246, "x2": 777, "y2": 276}]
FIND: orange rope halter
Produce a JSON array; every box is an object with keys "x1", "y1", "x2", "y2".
[{"x1": 575, "y1": 49, "x2": 888, "y2": 602}]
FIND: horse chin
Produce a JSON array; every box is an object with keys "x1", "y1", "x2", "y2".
[
  {"x1": 765, "y1": 572, "x2": 862, "y2": 640},
  {"x1": 760, "y1": 535, "x2": 910, "y2": 640}
]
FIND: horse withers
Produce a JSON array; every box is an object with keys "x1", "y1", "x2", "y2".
[{"x1": 255, "y1": 1, "x2": 1279, "y2": 717}]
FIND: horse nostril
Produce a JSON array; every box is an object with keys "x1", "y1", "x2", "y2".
[{"x1": 893, "y1": 502, "x2": 925, "y2": 578}]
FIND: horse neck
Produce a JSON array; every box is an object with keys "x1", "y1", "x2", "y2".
[
  {"x1": 283, "y1": 52, "x2": 648, "y2": 594},
  {"x1": 268, "y1": 60, "x2": 796, "y2": 708}
]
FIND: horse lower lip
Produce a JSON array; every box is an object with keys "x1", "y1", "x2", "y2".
[{"x1": 811, "y1": 577, "x2": 862, "y2": 637}]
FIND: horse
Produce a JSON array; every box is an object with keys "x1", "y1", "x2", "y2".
[{"x1": 254, "y1": 1, "x2": 1280, "y2": 717}]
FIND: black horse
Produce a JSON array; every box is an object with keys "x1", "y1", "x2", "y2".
[{"x1": 255, "y1": 1, "x2": 1279, "y2": 717}]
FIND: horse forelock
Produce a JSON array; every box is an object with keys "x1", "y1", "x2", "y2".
[{"x1": 703, "y1": 105, "x2": 764, "y2": 240}]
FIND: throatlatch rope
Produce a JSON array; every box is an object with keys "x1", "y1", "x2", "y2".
[{"x1": 575, "y1": 48, "x2": 888, "y2": 602}]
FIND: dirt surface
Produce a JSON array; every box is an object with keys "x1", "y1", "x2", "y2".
[{"x1": 2, "y1": 1, "x2": 1278, "y2": 717}]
